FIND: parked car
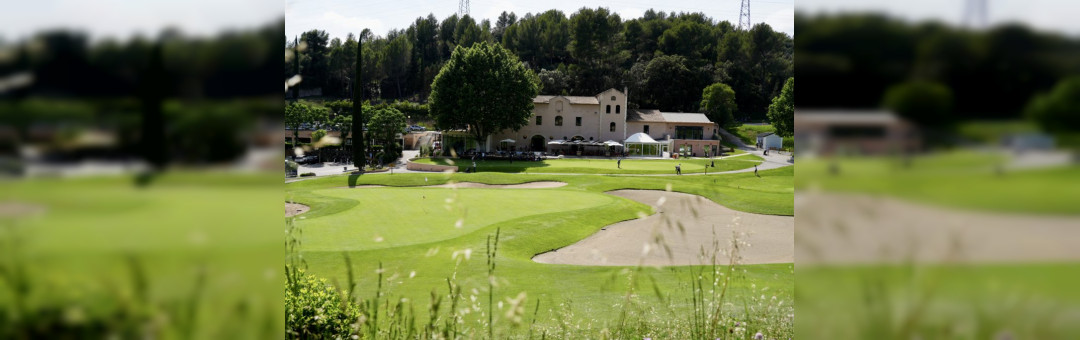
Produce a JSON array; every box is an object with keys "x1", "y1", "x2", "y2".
[{"x1": 407, "y1": 125, "x2": 426, "y2": 132}]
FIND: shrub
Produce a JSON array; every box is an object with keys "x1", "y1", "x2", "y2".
[
  {"x1": 300, "y1": 172, "x2": 316, "y2": 177},
  {"x1": 285, "y1": 269, "x2": 361, "y2": 339}
]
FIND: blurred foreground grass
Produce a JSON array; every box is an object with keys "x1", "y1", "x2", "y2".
[{"x1": 0, "y1": 172, "x2": 281, "y2": 339}]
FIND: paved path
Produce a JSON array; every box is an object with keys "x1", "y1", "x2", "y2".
[
  {"x1": 533, "y1": 190, "x2": 794, "y2": 266},
  {"x1": 796, "y1": 191, "x2": 1080, "y2": 265}
]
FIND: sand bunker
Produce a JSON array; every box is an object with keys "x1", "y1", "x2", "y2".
[
  {"x1": 285, "y1": 202, "x2": 310, "y2": 217},
  {"x1": 346, "y1": 181, "x2": 567, "y2": 189},
  {"x1": 0, "y1": 202, "x2": 46, "y2": 218},
  {"x1": 533, "y1": 190, "x2": 793, "y2": 266},
  {"x1": 796, "y1": 191, "x2": 1080, "y2": 265}
]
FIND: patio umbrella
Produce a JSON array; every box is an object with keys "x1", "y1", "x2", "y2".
[
  {"x1": 547, "y1": 140, "x2": 565, "y2": 145},
  {"x1": 603, "y1": 140, "x2": 623, "y2": 147},
  {"x1": 499, "y1": 138, "x2": 516, "y2": 143}
]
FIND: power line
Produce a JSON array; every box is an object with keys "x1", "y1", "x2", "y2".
[
  {"x1": 738, "y1": 0, "x2": 751, "y2": 30},
  {"x1": 963, "y1": 0, "x2": 988, "y2": 29},
  {"x1": 459, "y1": 0, "x2": 470, "y2": 17}
]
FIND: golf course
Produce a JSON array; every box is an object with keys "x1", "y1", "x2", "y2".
[
  {"x1": 286, "y1": 165, "x2": 795, "y2": 338},
  {"x1": 410, "y1": 153, "x2": 760, "y2": 174}
]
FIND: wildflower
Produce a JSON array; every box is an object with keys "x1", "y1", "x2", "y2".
[{"x1": 754, "y1": 332, "x2": 763, "y2": 340}]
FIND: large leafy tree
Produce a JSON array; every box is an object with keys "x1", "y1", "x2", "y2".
[
  {"x1": 285, "y1": 101, "x2": 313, "y2": 148},
  {"x1": 767, "y1": 77, "x2": 795, "y2": 137},
  {"x1": 367, "y1": 107, "x2": 407, "y2": 163},
  {"x1": 882, "y1": 80, "x2": 953, "y2": 128},
  {"x1": 700, "y1": 83, "x2": 738, "y2": 132},
  {"x1": 1025, "y1": 76, "x2": 1080, "y2": 133},
  {"x1": 429, "y1": 42, "x2": 539, "y2": 151},
  {"x1": 299, "y1": 30, "x2": 330, "y2": 90}
]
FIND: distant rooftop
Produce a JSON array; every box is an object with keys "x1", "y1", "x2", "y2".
[
  {"x1": 795, "y1": 109, "x2": 904, "y2": 124},
  {"x1": 661, "y1": 112, "x2": 711, "y2": 124},
  {"x1": 533, "y1": 95, "x2": 600, "y2": 105}
]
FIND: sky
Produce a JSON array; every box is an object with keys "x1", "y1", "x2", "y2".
[
  {"x1": 286, "y1": 0, "x2": 796, "y2": 41},
  {"x1": 798, "y1": 0, "x2": 1080, "y2": 36},
  {"x1": 0, "y1": 0, "x2": 282, "y2": 42}
]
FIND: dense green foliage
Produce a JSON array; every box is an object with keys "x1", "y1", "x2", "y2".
[
  {"x1": 293, "y1": 9, "x2": 791, "y2": 120},
  {"x1": 1025, "y1": 76, "x2": 1080, "y2": 133},
  {"x1": 366, "y1": 107, "x2": 406, "y2": 163},
  {"x1": 285, "y1": 269, "x2": 361, "y2": 339},
  {"x1": 429, "y1": 42, "x2": 539, "y2": 146},
  {"x1": 882, "y1": 80, "x2": 953, "y2": 128},
  {"x1": 700, "y1": 83, "x2": 738, "y2": 130},
  {"x1": 796, "y1": 13, "x2": 1080, "y2": 120},
  {"x1": 767, "y1": 77, "x2": 794, "y2": 137}
]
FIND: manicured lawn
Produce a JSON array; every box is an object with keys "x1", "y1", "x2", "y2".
[
  {"x1": 798, "y1": 263, "x2": 1080, "y2": 339},
  {"x1": 0, "y1": 173, "x2": 282, "y2": 338},
  {"x1": 299, "y1": 187, "x2": 619, "y2": 251},
  {"x1": 796, "y1": 151, "x2": 1080, "y2": 215},
  {"x1": 411, "y1": 155, "x2": 762, "y2": 174},
  {"x1": 287, "y1": 167, "x2": 795, "y2": 335}
]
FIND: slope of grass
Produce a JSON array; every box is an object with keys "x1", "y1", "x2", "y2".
[
  {"x1": 412, "y1": 155, "x2": 762, "y2": 174},
  {"x1": 797, "y1": 151, "x2": 1080, "y2": 215},
  {"x1": 286, "y1": 166, "x2": 796, "y2": 336},
  {"x1": 0, "y1": 172, "x2": 282, "y2": 338}
]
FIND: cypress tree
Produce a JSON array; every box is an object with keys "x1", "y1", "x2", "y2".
[{"x1": 351, "y1": 35, "x2": 366, "y2": 170}]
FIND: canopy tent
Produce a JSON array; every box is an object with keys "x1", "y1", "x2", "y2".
[{"x1": 624, "y1": 132, "x2": 665, "y2": 157}]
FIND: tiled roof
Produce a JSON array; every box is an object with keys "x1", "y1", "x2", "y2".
[
  {"x1": 660, "y1": 112, "x2": 712, "y2": 124},
  {"x1": 626, "y1": 109, "x2": 665, "y2": 122},
  {"x1": 533, "y1": 95, "x2": 600, "y2": 105}
]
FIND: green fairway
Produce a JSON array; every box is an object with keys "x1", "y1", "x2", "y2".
[
  {"x1": 300, "y1": 187, "x2": 618, "y2": 251},
  {"x1": 287, "y1": 166, "x2": 795, "y2": 337},
  {"x1": 798, "y1": 263, "x2": 1080, "y2": 339},
  {"x1": 411, "y1": 154, "x2": 762, "y2": 174},
  {"x1": 796, "y1": 151, "x2": 1080, "y2": 214},
  {"x1": 0, "y1": 173, "x2": 281, "y2": 338}
]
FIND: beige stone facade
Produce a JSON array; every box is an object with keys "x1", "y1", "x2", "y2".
[{"x1": 488, "y1": 88, "x2": 720, "y2": 156}]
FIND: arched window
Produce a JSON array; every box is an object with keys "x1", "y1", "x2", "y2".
[
  {"x1": 606, "y1": 105, "x2": 611, "y2": 113},
  {"x1": 555, "y1": 116, "x2": 563, "y2": 126},
  {"x1": 615, "y1": 105, "x2": 621, "y2": 114},
  {"x1": 609, "y1": 122, "x2": 616, "y2": 132},
  {"x1": 611, "y1": 96, "x2": 616, "y2": 101}
]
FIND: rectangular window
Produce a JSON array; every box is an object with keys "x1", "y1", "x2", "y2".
[
  {"x1": 536, "y1": 116, "x2": 542, "y2": 125},
  {"x1": 575, "y1": 117, "x2": 582, "y2": 126},
  {"x1": 675, "y1": 126, "x2": 704, "y2": 140},
  {"x1": 644, "y1": 125, "x2": 650, "y2": 134}
]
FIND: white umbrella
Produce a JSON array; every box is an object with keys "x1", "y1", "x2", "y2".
[
  {"x1": 547, "y1": 140, "x2": 565, "y2": 145},
  {"x1": 603, "y1": 140, "x2": 623, "y2": 147},
  {"x1": 500, "y1": 138, "x2": 517, "y2": 143}
]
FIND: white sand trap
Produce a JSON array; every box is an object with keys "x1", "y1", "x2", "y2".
[
  {"x1": 345, "y1": 181, "x2": 567, "y2": 189},
  {"x1": 0, "y1": 202, "x2": 46, "y2": 218},
  {"x1": 796, "y1": 191, "x2": 1080, "y2": 265},
  {"x1": 285, "y1": 202, "x2": 310, "y2": 217},
  {"x1": 533, "y1": 190, "x2": 793, "y2": 266}
]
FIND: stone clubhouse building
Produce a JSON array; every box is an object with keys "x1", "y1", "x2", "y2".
[{"x1": 479, "y1": 88, "x2": 722, "y2": 158}]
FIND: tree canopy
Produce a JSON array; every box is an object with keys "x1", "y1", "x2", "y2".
[
  {"x1": 882, "y1": 80, "x2": 953, "y2": 128},
  {"x1": 700, "y1": 83, "x2": 737, "y2": 130},
  {"x1": 296, "y1": 9, "x2": 792, "y2": 120},
  {"x1": 767, "y1": 77, "x2": 794, "y2": 137},
  {"x1": 428, "y1": 42, "x2": 539, "y2": 149},
  {"x1": 1025, "y1": 76, "x2": 1080, "y2": 133}
]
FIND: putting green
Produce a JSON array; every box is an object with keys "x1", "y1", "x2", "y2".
[
  {"x1": 412, "y1": 156, "x2": 762, "y2": 174},
  {"x1": 300, "y1": 187, "x2": 617, "y2": 251},
  {"x1": 289, "y1": 169, "x2": 796, "y2": 336}
]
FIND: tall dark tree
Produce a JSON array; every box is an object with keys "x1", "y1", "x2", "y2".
[
  {"x1": 140, "y1": 43, "x2": 168, "y2": 172},
  {"x1": 352, "y1": 34, "x2": 366, "y2": 170},
  {"x1": 429, "y1": 42, "x2": 539, "y2": 151}
]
